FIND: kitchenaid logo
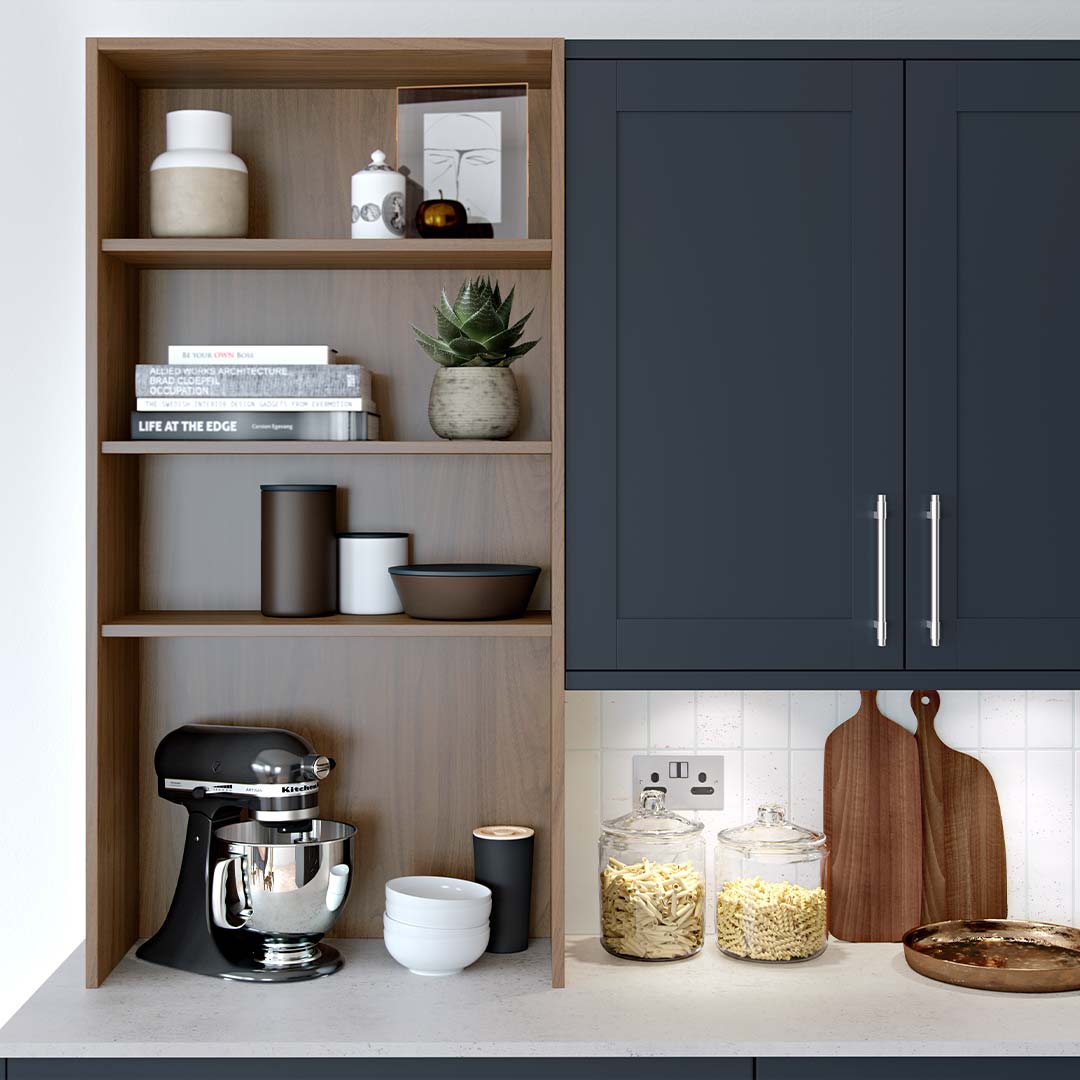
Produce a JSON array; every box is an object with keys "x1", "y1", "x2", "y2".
[{"x1": 164, "y1": 778, "x2": 319, "y2": 797}]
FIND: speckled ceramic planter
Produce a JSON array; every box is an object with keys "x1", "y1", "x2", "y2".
[{"x1": 428, "y1": 367, "x2": 520, "y2": 440}]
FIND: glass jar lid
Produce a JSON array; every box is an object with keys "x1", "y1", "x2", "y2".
[
  {"x1": 717, "y1": 804, "x2": 827, "y2": 856},
  {"x1": 361, "y1": 149, "x2": 396, "y2": 172},
  {"x1": 601, "y1": 788, "x2": 705, "y2": 840}
]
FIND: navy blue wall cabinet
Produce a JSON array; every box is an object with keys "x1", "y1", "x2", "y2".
[{"x1": 567, "y1": 45, "x2": 1080, "y2": 688}]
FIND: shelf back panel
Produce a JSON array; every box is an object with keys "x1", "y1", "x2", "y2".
[
  {"x1": 136, "y1": 87, "x2": 552, "y2": 240},
  {"x1": 138, "y1": 636, "x2": 552, "y2": 939}
]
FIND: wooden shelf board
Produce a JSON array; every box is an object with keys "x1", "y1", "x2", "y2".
[
  {"x1": 101, "y1": 238, "x2": 553, "y2": 270},
  {"x1": 102, "y1": 610, "x2": 553, "y2": 638},
  {"x1": 96, "y1": 38, "x2": 555, "y2": 89},
  {"x1": 102, "y1": 440, "x2": 551, "y2": 455}
]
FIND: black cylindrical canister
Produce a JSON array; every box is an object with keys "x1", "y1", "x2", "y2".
[
  {"x1": 260, "y1": 484, "x2": 338, "y2": 617},
  {"x1": 472, "y1": 825, "x2": 534, "y2": 953}
]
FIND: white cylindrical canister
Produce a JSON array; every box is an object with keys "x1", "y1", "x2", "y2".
[
  {"x1": 351, "y1": 150, "x2": 406, "y2": 239},
  {"x1": 338, "y1": 532, "x2": 410, "y2": 614},
  {"x1": 150, "y1": 110, "x2": 249, "y2": 238}
]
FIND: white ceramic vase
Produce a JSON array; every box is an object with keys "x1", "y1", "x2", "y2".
[
  {"x1": 428, "y1": 367, "x2": 521, "y2": 440},
  {"x1": 150, "y1": 110, "x2": 248, "y2": 238}
]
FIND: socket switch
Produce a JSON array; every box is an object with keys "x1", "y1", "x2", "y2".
[{"x1": 633, "y1": 755, "x2": 725, "y2": 810}]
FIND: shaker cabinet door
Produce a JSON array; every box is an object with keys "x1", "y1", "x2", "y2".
[
  {"x1": 567, "y1": 60, "x2": 903, "y2": 673},
  {"x1": 907, "y1": 61, "x2": 1080, "y2": 669}
]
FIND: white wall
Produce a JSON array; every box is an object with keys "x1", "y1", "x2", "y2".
[{"x1": 5, "y1": 0, "x2": 1080, "y2": 1028}]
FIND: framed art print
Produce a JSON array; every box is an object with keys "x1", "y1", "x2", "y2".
[{"x1": 397, "y1": 83, "x2": 528, "y2": 238}]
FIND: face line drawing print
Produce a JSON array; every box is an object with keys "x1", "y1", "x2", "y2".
[
  {"x1": 424, "y1": 110, "x2": 502, "y2": 224},
  {"x1": 430, "y1": 146, "x2": 499, "y2": 194}
]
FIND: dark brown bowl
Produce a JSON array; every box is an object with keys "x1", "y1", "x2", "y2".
[{"x1": 388, "y1": 564, "x2": 541, "y2": 620}]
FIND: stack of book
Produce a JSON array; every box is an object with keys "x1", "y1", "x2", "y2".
[{"x1": 130, "y1": 345, "x2": 380, "y2": 441}]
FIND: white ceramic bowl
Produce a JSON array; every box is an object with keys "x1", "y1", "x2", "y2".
[
  {"x1": 385, "y1": 875, "x2": 492, "y2": 929},
  {"x1": 382, "y1": 913, "x2": 490, "y2": 976}
]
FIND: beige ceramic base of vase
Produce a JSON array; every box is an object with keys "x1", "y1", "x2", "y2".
[
  {"x1": 150, "y1": 166, "x2": 249, "y2": 238},
  {"x1": 428, "y1": 367, "x2": 520, "y2": 440}
]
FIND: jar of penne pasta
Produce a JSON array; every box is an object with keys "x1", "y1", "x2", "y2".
[
  {"x1": 599, "y1": 788, "x2": 706, "y2": 962},
  {"x1": 715, "y1": 805, "x2": 829, "y2": 963}
]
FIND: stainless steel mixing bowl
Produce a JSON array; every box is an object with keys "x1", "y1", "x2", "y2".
[{"x1": 212, "y1": 818, "x2": 356, "y2": 968}]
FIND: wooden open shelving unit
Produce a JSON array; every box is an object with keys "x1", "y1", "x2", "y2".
[{"x1": 87, "y1": 37, "x2": 565, "y2": 988}]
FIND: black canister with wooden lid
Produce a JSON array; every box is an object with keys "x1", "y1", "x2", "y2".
[{"x1": 260, "y1": 484, "x2": 338, "y2": 617}]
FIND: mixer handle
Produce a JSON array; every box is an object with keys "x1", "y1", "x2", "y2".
[{"x1": 210, "y1": 854, "x2": 252, "y2": 930}]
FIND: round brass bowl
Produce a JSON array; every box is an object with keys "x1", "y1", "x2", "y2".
[{"x1": 903, "y1": 919, "x2": 1080, "y2": 993}]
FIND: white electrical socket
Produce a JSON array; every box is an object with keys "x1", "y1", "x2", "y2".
[{"x1": 632, "y1": 755, "x2": 725, "y2": 810}]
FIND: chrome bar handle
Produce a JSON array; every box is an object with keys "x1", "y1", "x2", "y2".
[
  {"x1": 875, "y1": 494, "x2": 887, "y2": 648},
  {"x1": 929, "y1": 494, "x2": 941, "y2": 647}
]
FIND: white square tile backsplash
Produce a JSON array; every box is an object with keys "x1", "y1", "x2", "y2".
[
  {"x1": 600, "y1": 692, "x2": 647, "y2": 748},
  {"x1": 566, "y1": 689, "x2": 1080, "y2": 934}
]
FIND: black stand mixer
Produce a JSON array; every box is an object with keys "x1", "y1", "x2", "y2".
[{"x1": 137, "y1": 724, "x2": 356, "y2": 982}]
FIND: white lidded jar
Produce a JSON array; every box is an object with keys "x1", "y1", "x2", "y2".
[
  {"x1": 351, "y1": 150, "x2": 406, "y2": 239},
  {"x1": 338, "y1": 532, "x2": 410, "y2": 614},
  {"x1": 150, "y1": 110, "x2": 248, "y2": 238}
]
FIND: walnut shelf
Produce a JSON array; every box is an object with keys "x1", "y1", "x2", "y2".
[
  {"x1": 102, "y1": 440, "x2": 552, "y2": 455},
  {"x1": 102, "y1": 610, "x2": 553, "y2": 637},
  {"x1": 102, "y1": 238, "x2": 553, "y2": 270}
]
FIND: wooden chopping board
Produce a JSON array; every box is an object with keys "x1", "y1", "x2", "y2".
[
  {"x1": 824, "y1": 690, "x2": 923, "y2": 941},
  {"x1": 911, "y1": 689, "x2": 1007, "y2": 923}
]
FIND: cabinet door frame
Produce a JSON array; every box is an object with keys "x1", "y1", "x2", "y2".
[
  {"x1": 906, "y1": 60, "x2": 1080, "y2": 670},
  {"x1": 567, "y1": 58, "x2": 904, "y2": 675}
]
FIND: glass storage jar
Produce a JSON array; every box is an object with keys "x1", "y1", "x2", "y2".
[
  {"x1": 715, "y1": 804, "x2": 829, "y2": 963},
  {"x1": 599, "y1": 788, "x2": 706, "y2": 961}
]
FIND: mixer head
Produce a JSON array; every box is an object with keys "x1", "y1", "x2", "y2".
[{"x1": 153, "y1": 723, "x2": 334, "y2": 823}]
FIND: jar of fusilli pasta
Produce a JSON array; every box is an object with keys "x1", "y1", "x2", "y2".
[
  {"x1": 599, "y1": 788, "x2": 706, "y2": 961},
  {"x1": 715, "y1": 805, "x2": 829, "y2": 963}
]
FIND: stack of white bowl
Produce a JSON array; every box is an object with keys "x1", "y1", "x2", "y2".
[{"x1": 383, "y1": 876, "x2": 492, "y2": 976}]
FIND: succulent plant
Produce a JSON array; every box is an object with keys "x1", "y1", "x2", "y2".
[{"x1": 412, "y1": 276, "x2": 540, "y2": 367}]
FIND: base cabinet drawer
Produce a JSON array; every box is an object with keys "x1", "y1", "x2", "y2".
[{"x1": 758, "y1": 1062, "x2": 1080, "y2": 1080}]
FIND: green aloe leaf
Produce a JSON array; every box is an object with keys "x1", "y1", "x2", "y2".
[
  {"x1": 439, "y1": 290, "x2": 465, "y2": 332},
  {"x1": 446, "y1": 336, "x2": 487, "y2": 359},
  {"x1": 454, "y1": 276, "x2": 500, "y2": 324},
  {"x1": 434, "y1": 304, "x2": 459, "y2": 342},
  {"x1": 481, "y1": 310, "x2": 533, "y2": 354},
  {"x1": 459, "y1": 299, "x2": 507, "y2": 344},
  {"x1": 494, "y1": 285, "x2": 516, "y2": 327},
  {"x1": 499, "y1": 339, "x2": 539, "y2": 365},
  {"x1": 412, "y1": 325, "x2": 462, "y2": 366}
]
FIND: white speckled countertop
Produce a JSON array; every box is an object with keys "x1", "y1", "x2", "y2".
[{"x1": 1, "y1": 937, "x2": 1078, "y2": 1058}]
